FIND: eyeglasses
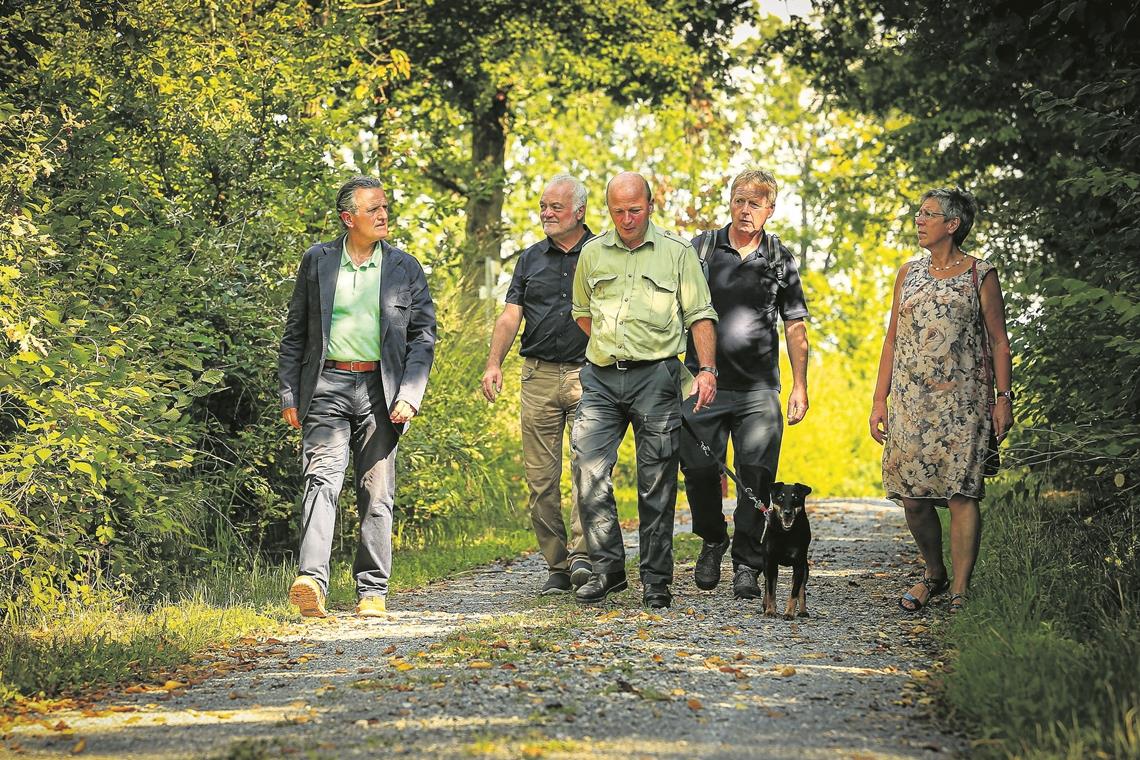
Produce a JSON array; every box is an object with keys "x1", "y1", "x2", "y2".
[{"x1": 913, "y1": 210, "x2": 947, "y2": 221}]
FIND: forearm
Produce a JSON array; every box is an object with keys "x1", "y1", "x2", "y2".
[
  {"x1": 872, "y1": 337, "x2": 894, "y2": 404},
  {"x1": 576, "y1": 316, "x2": 592, "y2": 337},
  {"x1": 785, "y1": 320, "x2": 809, "y2": 388},
  {"x1": 486, "y1": 306, "x2": 523, "y2": 368},
  {"x1": 690, "y1": 319, "x2": 717, "y2": 367}
]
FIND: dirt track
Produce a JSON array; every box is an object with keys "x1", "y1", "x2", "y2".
[{"x1": 6, "y1": 498, "x2": 964, "y2": 759}]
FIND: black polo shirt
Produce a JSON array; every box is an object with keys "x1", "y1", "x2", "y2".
[
  {"x1": 684, "y1": 224, "x2": 810, "y2": 391},
  {"x1": 505, "y1": 226, "x2": 592, "y2": 364}
]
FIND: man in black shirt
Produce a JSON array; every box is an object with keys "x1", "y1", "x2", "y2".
[
  {"x1": 482, "y1": 174, "x2": 594, "y2": 595},
  {"x1": 681, "y1": 169, "x2": 811, "y2": 600}
]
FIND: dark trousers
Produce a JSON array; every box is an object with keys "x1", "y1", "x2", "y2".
[
  {"x1": 298, "y1": 368, "x2": 398, "y2": 598},
  {"x1": 571, "y1": 360, "x2": 683, "y2": 585},
  {"x1": 679, "y1": 388, "x2": 782, "y2": 570}
]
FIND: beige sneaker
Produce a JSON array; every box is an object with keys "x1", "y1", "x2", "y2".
[
  {"x1": 355, "y1": 596, "x2": 387, "y2": 617},
  {"x1": 289, "y1": 576, "x2": 328, "y2": 618}
]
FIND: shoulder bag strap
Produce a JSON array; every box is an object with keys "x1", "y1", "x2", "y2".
[{"x1": 972, "y1": 260, "x2": 995, "y2": 400}]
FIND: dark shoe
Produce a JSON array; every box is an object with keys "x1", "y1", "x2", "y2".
[
  {"x1": 541, "y1": 572, "x2": 572, "y2": 596},
  {"x1": 643, "y1": 582, "x2": 672, "y2": 609},
  {"x1": 575, "y1": 571, "x2": 628, "y2": 604},
  {"x1": 898, "y1": 576, "x2": 950, "y2": 612},
  {"x1": 569, "y1": 558, "x2": 593, "y2": 589},
  {"x1": 732, "y1": 566, "x2": 763, "y2": 600},
  {"x1": 694, "y1": 537, "x2": 730, "y2": 590}
]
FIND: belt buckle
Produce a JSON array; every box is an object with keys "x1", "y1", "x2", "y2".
[{"x1": 614, "y1": 359, "x2": 629, "y2": 371}]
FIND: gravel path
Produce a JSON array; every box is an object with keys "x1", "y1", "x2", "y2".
[{"x1": 6, "y1": 499, "x2": 964, "y2": 759}]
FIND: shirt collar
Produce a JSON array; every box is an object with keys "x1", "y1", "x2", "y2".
[
  {"x1": 341, "y1": 238, "x2": 380, "y2": 270},
  {"x1": 602, "y1": 220, "x2": 660, "y2": 252},
  {"x1": 543, "y1": 225, "x2": 594, "y2": 255}
]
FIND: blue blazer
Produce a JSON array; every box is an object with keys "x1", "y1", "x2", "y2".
[{"x1": 278, "y1": 234, "x2": 437, "y2": 431}]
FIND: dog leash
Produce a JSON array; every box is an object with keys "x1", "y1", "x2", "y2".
[{"x1": 680, "y1": 415, "x2": 771, "y2": 534}]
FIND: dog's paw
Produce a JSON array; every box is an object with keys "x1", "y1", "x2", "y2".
[{"x1": 797, "y1": 610, "x2": 810, "y2": 618}]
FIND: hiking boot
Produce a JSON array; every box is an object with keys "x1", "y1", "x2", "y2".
[
  {"x1": 569, "y1": 558, "x2": 593, "y2": 589},
  {"x1": 732, "y1": 566, "x2": 763, "y2": 600},
  {"x1": 355, "y1": 595, "x2": 387, "y2": 617},
  {"x1": 694, "y1": 537, "x2": 730, "y2": 590},
  {"x1": 643, "y1": 582, "x2": 672, "y2": 609},
  {"x1": 541, "y1": 572, "x2": 572, "y2": 595},
  {"x1": 575, "y1": 571, "x2": 628, "y2": 604},
  {"x1": 289, "y1": 575, "x2": 328, "y2": 618}
]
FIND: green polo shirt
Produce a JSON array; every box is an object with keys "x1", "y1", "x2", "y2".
[
  {"x1": 326, "y1": 241, "x2": 382, "y2": 361},
  {"x1": 572, "y1": 221, "x2": 717, "y2": 366}
]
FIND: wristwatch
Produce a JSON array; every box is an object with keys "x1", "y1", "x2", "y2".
[
  {"x1": 699, "y1": 366, "x2": 719, "y2": 378},
  {"x1": 996, "y1": 390, "x2": 1015, "y2": 401}
]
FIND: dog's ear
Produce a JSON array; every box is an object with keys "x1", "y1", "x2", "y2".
[
  {"x1": 794, "y1": 483, "x2": 812, "y2": 499},
  {"x1": 772, "y1": 481, "x2": 785, "y2": 493}
]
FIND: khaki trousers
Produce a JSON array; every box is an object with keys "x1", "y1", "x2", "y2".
[{"x1": 520, "y1": 357, "x2": 587, "y2": 572}]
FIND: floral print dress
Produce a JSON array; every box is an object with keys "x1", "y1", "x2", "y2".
[{"x1": 883, "y1": 255, "x2": 995, "y2": 506}]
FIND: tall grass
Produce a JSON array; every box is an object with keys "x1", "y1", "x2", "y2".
[{"x1": 941, "y1": 477, "x2": 1139, "y2": 758}]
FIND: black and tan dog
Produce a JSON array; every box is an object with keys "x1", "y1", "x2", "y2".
[{"x1": 763, "y1": 482, "x2": 812, "y2": 619}]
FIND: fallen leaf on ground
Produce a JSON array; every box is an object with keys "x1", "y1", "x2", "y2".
[
  {"x1": 71, "y1": 738, "x2": 86, "y2": 754},
  {"x1": 777, "y1": 666, "x2": 796, "y2": 677},
  {"x1": 687, "y1": 698, "x2": 703, "y2": 711}
]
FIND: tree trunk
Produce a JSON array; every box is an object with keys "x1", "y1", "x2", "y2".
[{"x1": 463, "y1": 90, "x2": 508, "y2": 289}]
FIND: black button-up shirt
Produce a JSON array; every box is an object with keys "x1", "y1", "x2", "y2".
[
  {"x1": 505, "y1": 227, "x2": 593, "y2": 364},
  {"x1": 684, "y1": 224, "x2": 810, "y2": 391}
]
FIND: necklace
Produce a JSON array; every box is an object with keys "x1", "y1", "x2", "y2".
[{"x1": 929, "y1": 255, "x2": 966, "y2": 272}]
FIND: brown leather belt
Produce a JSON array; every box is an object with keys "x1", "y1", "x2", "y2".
[{"x1": 324, "y1": 360, "x2": 379, "y2": 372}]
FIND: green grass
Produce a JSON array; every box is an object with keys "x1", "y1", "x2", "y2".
[
  {"x1": 936, "y1": 477, "x2": 1140, "y2": 759},
  {"x1": 0, "y1": 601, "x2": 282, "y2": 704},
  {"x1": 0, "y1": 522, "x2": 535, "y2": 706}
]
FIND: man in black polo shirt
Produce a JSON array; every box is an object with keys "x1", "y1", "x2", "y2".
[
  {"x1": 482, "y1": 174, "x2": 594, "y2": 595},
  {"x1": 681, "y1": 169, "x2": 811, "y2": 600}
]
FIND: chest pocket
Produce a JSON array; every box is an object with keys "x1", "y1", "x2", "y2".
[{"x1": 641, "y1": 273, "x2": 678, "y2": 329}]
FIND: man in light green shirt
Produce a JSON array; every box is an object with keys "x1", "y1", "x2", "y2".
[{"x1": 570, "y1": 171, "x2": 718, "y2": 609}]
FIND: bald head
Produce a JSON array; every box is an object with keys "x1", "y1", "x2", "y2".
[{"x1": 605, "y1": 172, "x2": 654, "y2": 249}]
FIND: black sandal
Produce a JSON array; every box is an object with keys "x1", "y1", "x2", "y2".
[
  {"x1": 949, "y1": 593, "x2": 966, "y2": 613},
  {"x1": 898, "y1": 576, "x2": 950, "y2": 612}
]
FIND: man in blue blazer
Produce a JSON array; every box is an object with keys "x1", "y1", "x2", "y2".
[{"x1": 279, "y1": 176, "x2": 437, "y2": 618}]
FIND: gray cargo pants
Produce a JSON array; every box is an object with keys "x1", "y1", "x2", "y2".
[{"x1": 571, "y1": 359, "x2": 684, "y2": 586}]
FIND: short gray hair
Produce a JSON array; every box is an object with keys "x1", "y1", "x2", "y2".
[
  {"x1": 920, "y1": 187, "x2": 977, "y2": 246},
  {"x1": 547, "y1": 174, "x2": 588, "y2": 213},
  {"x1": 336, "y1": 175, "x2": 383, "y2": 225},
  {"x1": 731, "y1": 169, "x2": 778, "y2": 202}
]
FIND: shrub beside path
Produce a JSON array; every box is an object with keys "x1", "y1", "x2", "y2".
[{"x1": 7, "y1": 499, "x2": 964, "y2": 759}]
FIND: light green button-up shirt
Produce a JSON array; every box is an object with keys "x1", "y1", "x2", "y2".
[
  {"x1": 572, "y1": 221, "x2": 717, "y2": 366},
  {"x1": 326, "y1": 241, "x2": 382, "y2": 361}
]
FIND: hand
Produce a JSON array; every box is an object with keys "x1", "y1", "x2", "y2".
[
  {"x1": 390, "y1": 399, "x2": 417, "y2": 425},
  {"x1": 481, "y1": 365, "x2": 503, "y2": 402},
  {"x1": 787, "y1": 386, "x2": 809, "y2": 425},
  {"x1": 282, "y1": 407, "x2": 300, "y2": 429},
  {"x1": 690, "y1": 370, "x2": 717, "y2": 412},
  {"x1": 869, "y1": 401, "x2": 888, "y2": 444},
  {"x1": 992, "y1": 398, "x2": 1013, "y2": 441}
]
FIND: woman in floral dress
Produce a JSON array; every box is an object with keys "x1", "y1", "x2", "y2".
[{"x1": 869, "y1": 188, "x2": 1013, "y2": 613}]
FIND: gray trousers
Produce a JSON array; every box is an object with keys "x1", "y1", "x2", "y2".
[
  {"x1": 571, "y1": 359, "x2": 683, "y2": 585},
  {"x1": 679, "y1": 388, "x2": 782, "y2": 569},
  {"x1": 520, "y1": 358, "x2": 587, "y2": 572},
  {"x1": 298, "y1": 367, "x2": 398, "y2": 598}
]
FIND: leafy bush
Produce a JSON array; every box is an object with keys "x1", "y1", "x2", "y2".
[{"x1": 943, "y1": 478, "x2": 1140, "y2": 758}]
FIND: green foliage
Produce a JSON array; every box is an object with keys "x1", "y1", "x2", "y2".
[
  {"x1": 781, "y1": 0, "x2": 1140, "y2": 505},
  {"x1": 943, "y1": 479, "x2": 1139, "y2": 758},
  {"x1": 0, "y1": 0, "x2": 403, "y2": 611}
]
